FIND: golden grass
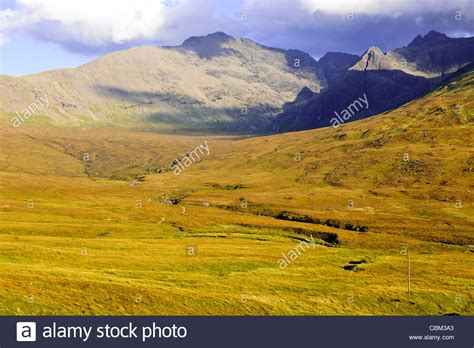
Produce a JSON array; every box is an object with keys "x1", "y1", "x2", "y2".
[{"x1": 0, "y1": 70, "x2": 473, "y2": 315}]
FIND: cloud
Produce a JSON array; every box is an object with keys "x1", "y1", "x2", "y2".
[
  {"x1": 0, "y1": 0, "x2": 226, "y2": 52},
  {"x1": 0, "y1": 0, "x2": 473, "y2": 55},
  {"x1": 238, "y1": 0, "x2": 474, "y2": 57},
  {"x1": 299, "y1": 0, "x2": 474, "y2": 17},
  {"x1": 21, "y1": 0, "x2": 169, "y2": 45}
]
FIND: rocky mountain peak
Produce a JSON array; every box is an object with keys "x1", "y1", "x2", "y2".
[
  {"x1": 408, "y1": 30, "x2": 448, "y2": 46},
  {"x1": 273, "y1": 30, "x2": 473, "y2": 133},
  {"x1": 181, "y1": 32, "x2": 234, "y2": 47},
  {"x1": 365, "y1": 46, "x2": 384, "y2": 55},
  {"x1": 319, "y1": 51, "x2": 359, "y2": 63},
  {"x1": 295, "y1": 86, "x2": 315, "y2": 100},
  {"x1": 319, "y1": 52, "x2": 360, "y2": 83},
  {"x1": 179, "y1": 32, "x2": 238, "y2": 59},
  {"x1": 349, "y1": 46, "x2": 394, "y2": 71}
]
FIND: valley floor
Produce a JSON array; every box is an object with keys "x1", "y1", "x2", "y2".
[
  {"x1": 1, "y1": 70, "x2": 473, "y2": 315},
  {"x1": 0, "y1": 126, "x2": 472, "y2": 315}
]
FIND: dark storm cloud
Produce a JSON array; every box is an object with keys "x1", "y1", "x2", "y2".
[{"x1": 232, "y1": 5, "x2": 474, "y2": 57}]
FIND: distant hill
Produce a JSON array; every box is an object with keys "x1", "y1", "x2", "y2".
[
  {"x1": 0, "y1": 32, "x2": 326, "y2": 132},
  {"x1": 272, "y1": 31, "x2": 474, "y2": 132}
]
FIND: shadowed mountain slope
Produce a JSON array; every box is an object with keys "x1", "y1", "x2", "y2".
[
  {"x1": 319, "y1": 52, "x2": 360, "y2": 84},
  {"x1": 272, "y1": 31, "x2": 473, "y2": 132}
]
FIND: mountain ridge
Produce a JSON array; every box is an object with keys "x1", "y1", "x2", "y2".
[
  {"x1": 1, "y1": 30, "x2": 472, "y2": 134},
  {"x1": 0, "y1": 31, "x2": 327, "y2": 132},
  {"x1": 272, "y1": 31, "x2": 473, "y2": 132}
]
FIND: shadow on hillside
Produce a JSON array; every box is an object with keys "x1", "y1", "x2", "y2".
[
  {"x1": 273, "y1": 69, "x2": 443, "y2": 132},
  {"x1": 95, "y1": 85, "x2": 278, "y2": 134},
  {"x1": 95, "y1": 66, "x2": 447, "y2": 135}
]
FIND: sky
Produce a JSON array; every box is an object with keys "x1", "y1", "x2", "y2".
[{"x1": 0, "y1": 0, "x2": 473, "y2": 76}]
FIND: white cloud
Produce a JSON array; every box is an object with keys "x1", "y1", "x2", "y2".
[
  {"x1": 0, "y1": 0, "x2": 216, "y2": 48},
  {"x1": 0, "y1": 8, "x2": 25, "y2": 31},
  {"x1": 21, "y1": 0, "x2": 177, "y2": 45},
  {"x1": 299, "y1": 0, "x2": 474, "y2": 17}
]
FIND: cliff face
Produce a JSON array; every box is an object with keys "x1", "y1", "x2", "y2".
[
  {"x1": 349, "y1": 31, "x2": 474, "y2": 78},
  {"x1": 319, "y1": 52, "x2": 360, "y2": 84},
  {"x1": 272, "y1": 31, "x2": 474, "y2": 132},
  {"x1": 393, "y1": 31, "x2": 474, "y2": 77}
]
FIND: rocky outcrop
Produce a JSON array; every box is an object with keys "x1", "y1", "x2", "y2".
[
  {"x1": 350, "y1": 31, "x2": 474, "y2": 78},
  {"x1": 272, "y1": 31, "x2": 473, "y2": 132}
]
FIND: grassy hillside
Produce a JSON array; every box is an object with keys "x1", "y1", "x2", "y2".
[
  {"x1": 0, "y1": 32, "x2": 326, "y2": 132},
  {"x1": 0, "y1": 69, "x2": 472, "y2": 315}
]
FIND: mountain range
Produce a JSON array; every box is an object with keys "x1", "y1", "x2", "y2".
[
  {"x1": 273, "y1": 31, "x2": 474, "y2": 132},
  {"x1": 0, "y1": 30, "x2": 473, "y2": 133}
]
